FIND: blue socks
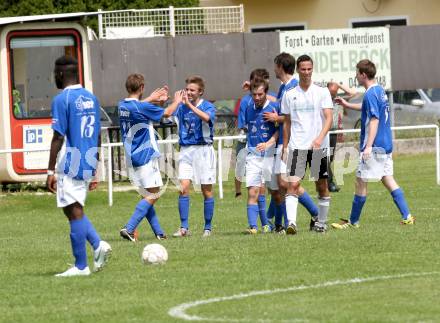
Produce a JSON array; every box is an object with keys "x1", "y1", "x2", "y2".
[
  {"x1": 391, "y1": 188, "x2": 411, "y2": 219},
  {"x1": 258, "y1": 195, "x2": 268, "y2": 226},
  {"x1": 69, "y1": 217, "x2": 88, "y2": 270},
  {"x1": 204, "y1": 197, "x2": 215, "y2": 230},
  {"x1": 178, "y1": 195, "x2": 190, "y2": 229},
  {"x1": 247, "y1": 204, "x2": 259, "y2": 229},
  {"x1": 267, "y1": 198, "x2": 275, "y2": 219},
  {"x1": 349, "y1": 194, "x2": 367, "y2": 224},
  {"x1": 83, "y1": 215, "x2": 100, "y2": 250},
  {"x1": 126, "y1": 199, "x2": 152, "y2": 233},
  {"x1": 282, "y1": 202, "x2": 288, "y2": 227},
  {"x1": 275, "y1": 203, "x2": 283, "y2": 226},
  {"x1": 145, "y1": 206, "x2": 164, "y2": 236},
  {"x1": 298, "y1": 191, "x2": 319, "y2": 218}
]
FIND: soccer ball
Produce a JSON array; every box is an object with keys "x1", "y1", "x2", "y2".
[{"x1": 141, "y1": 243, "x2": 168, "y2": 265}]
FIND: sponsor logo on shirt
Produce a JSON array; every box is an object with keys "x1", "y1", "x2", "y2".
[
  {"x1": 119, "y1": 109, "x2": 130, "y2": 117},
  {"x1": 75, "y1": 95, "x2": 95, "y2": 111}
]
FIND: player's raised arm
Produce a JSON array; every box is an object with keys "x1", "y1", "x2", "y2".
[
  {"x1": 182, "y1": 90, "x2": 211, "y2": 122},
  {"x1": 163, "y1": 90, "x2": 184, "y2": 118},
  {"x1": 143, "y1": 86, "x2": 169, "y2": 106},
  {"x1": 335, "y1": 96, "x2": 362, "y2": 111}
]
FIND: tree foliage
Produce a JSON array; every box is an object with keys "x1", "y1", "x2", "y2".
[
  {"x1": 0, "y1": 0, "x2": 199, "y2": 17},
  {"x1": 0, "y1": 0, "x2": 199, "y2": 35}
]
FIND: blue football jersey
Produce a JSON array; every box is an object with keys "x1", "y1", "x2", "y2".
[
  {"x1": 175, "y1": 99, "x2": 216, "y2": 146},
  {"x1": 277, "y1": 77, "x2": 298, "y2": 145},
  {"x1": 237, "y1": 94, "x2": 253, "y2": 130},
  {"x1": 245, "y1": 100, "x2": 279, "y2": 156},
  {"x1": 360, "y1": 85, "x2": 393, "y2": 153},
  {"x1": 118, "y1": 99, "x2": 165, "y2": 167},
  {"x1": 238, "y1": 91, "x2": 278, "y2": 130},
  {"x1": 51, "y1": 85, "x2": 100, "y2": 180}
]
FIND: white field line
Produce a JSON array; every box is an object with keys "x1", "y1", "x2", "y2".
[{"x1": 168, "y1": 272, "x2": 439, "y2": 322}]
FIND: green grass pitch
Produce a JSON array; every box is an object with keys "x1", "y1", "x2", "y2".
[{"x1": 1, "y1": 153, "x2": 440, "y2": 322}]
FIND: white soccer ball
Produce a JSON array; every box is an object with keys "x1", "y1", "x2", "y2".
[{"x1": 141, "y1": 243, "x2": 168, "y2": 265}]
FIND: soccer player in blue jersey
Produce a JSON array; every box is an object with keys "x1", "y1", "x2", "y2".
[
  {"x1": 173, "y1": 76, "x2": 217, "y2": 238},
  {"x1": 234, "y1": 71, "x2": 260, "y2": 198},
  {"x1": 331, "y1": 59, "x2": 414, "y2": 229},
  {"x1": 236, "y1": 69, "x2": 275, "y2": 230},
  {"x1": 263, "y1": 53, "x2": 320, "y2": 233},
  {"x1": 47, "y1": 56, "x2": 111, "y2": 277},
  {"x1": 119, "y1": 74, "x2": 184, "y2": 242},
  {"x1": 244, "y1": 78, "x2": 279, "y2": 234}
]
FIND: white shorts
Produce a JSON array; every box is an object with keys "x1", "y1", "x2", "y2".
[
  {"x1": 267, "y1": 147, "x2": 287, "y2": 191},
  {"x1": 245, "y1": 154, "x2": 273, "y2": 188},
  {"x1": 273, "y1": 146, "x2": 287, "y2": 175},
  {"x1": 178, "y1": 145, "x2": 216, "y2": 185},
  {"x1": 128, "y1": 158, "x2": 163, "y2": 189},
  {"x1": 356, "y1": 152, "x2": 393, "y2": 181},
  {"x1": 235, "y1": 145, "x2": 247, "y2": 181},
  {"x1": 57, "y1": 174, "x2": 88, "y2": 208}
]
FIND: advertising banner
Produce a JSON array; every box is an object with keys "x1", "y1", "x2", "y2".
[{"x1": 280, "y1": 27, "x2": 391, "y2": 90}]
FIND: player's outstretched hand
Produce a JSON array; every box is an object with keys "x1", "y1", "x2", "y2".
[
  {"x1": 263, "y1": 109, "x2": 278, "y2": 122},
  {"x1": 148, "y1": 87, "x2": 169, "y2": 105},
  {"x1": 242, "y1": 81, "x2": 250, "y2": 91},
  {"x1": 334, "y1": 96, "x2": 348, "y2": 107},
  {"x1": 182, "y1": 90, "x2": 190, "y2": 106},
  {"x1": 174, "y1": 90, "x2": 185, "y2": 103},
  {"x1": 89, "y1": 179, "x2": 98, "y2": 191},
  {"x1": 46, "y1": 175, "x2": 57, "y2": 194},
  {"x1": 158, "y1": 85, "x2": 169, "y2": 103}
]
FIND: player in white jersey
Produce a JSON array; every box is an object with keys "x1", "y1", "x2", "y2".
[
  {"x1": 264, "y1": 53, "x2": 321, "y2": 234},
  {"x1": 281, "y1": 55, "x2": 333, "y2": 234}
]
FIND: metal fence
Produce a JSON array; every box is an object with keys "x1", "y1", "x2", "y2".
[
  {"x1": 98, "y1": 5, "x2": 244, "y2": 39},
  {"x1": 0, "y1": 125, "x2": 438, "y2": 204}
]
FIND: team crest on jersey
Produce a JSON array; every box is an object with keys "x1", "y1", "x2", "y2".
[{"x1": 75, "y1": 95, "x2": 95, "y2": 111}]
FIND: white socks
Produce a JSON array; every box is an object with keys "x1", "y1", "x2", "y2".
[
  {"x1": 317, "y1": 196, "x2": 331, "y2": 227},
  {"x1": 285, "y1": 194, "x2": 299, "y2": 226}
]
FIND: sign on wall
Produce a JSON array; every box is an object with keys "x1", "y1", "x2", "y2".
[
  {"x1": 23, "y1": 125, "x2": 52, "y2": 170},
  {"x1": 280, "y1": 27, "x2": 391, "y2": 90}
]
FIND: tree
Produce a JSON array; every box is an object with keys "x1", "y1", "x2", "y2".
[
  {"x1": 0, "y1": 0, "x2": 199, "y2": 17},
  {"x1": 0, "y1": 0, "x2": 199, "y2": 34}
]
